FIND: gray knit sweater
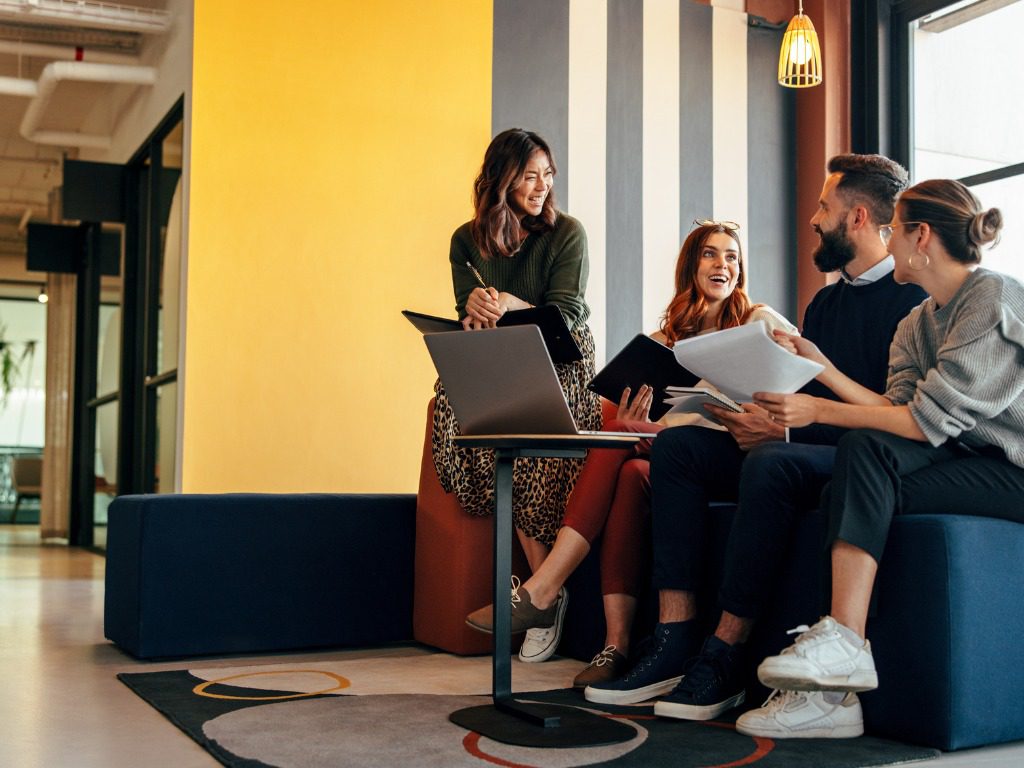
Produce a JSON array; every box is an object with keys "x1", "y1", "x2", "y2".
[{"x1": 886, "y1": 268, "x2": 1024, "y2": 467}]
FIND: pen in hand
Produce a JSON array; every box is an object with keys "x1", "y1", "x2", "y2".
[{"x1": 466, "y1": 261, "x2": 488, "y2": 289}]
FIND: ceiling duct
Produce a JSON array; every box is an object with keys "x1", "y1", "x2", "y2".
[{"x1": 19, "y1": 59, "x2": 157, "y2": 148}]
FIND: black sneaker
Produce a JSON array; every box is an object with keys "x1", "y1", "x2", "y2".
[
  {"x1": 584, "y1": 621, "x2": 699, "y2": 705},
  {"x1": 653, "y1": 635, "x2": 746, "y2": 720}
]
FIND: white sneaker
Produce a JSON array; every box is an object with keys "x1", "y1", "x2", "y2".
[
  {"x1": 517, "y1": 588, "x2": 568, "y2": 663},
  {"x1": 757, "y1": 616, "x2": 878, "y2": 692},
  {"x1": 736, "y1": 689, "x2": 864, "y2": 739}
]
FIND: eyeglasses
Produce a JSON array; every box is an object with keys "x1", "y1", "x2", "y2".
[
  {"x1": 879, "y1": 221, "x2": 922, "y2": 245},
  {"x1": 693, "y1": 219, "x2": 740, "y2": 231}
]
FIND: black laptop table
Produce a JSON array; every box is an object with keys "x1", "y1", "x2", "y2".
[{"x1": 449, "y1": 433, "x2": 643, "y2": 748}]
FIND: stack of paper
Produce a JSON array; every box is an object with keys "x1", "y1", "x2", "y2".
[{"x1": 668, "y1": 321, "x2": 823, "y2": 403}]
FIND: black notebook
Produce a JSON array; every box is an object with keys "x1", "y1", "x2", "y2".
[
  {"x1": 403, "y1": 305, "x2": 583, "y2": 364},
  {"x1": 588, "y1": 334, "x2": 699, "y2": 420}
]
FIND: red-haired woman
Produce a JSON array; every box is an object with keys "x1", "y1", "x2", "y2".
[
  {"x1": 466, "y1": 221, "x2": 796, "y2": 683},
  {"x1": 432, "y1": 128, "x2": 603, "y2": 627}
]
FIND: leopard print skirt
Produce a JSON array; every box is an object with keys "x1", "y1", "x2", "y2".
[{"x1": 431, "y1": 324, "x2": 601, "y2": 545}]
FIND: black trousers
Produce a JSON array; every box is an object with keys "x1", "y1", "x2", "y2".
[
  {"x1": 649, "y1": 427, "x2": 837, "y2": 619},
  {"x1": 825, "y1": 429, "x2": 1024, "y2": 563}
]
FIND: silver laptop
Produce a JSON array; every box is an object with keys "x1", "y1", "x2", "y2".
[{"x1": 424, "y1": 325, "x2": 655, "y2": 437}]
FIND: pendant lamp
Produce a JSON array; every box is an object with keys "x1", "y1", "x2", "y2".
[{"x1": 778, "y1": 1, "x2": 822, "y2": 88}]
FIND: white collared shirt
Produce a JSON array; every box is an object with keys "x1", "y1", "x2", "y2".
[{"x1": 840, "y1": 255, "x2": 895, "y2": 286}]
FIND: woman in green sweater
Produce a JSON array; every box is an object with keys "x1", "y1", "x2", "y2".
[{"x1": 431, "y1": 129, "x2": 602, "y2": 644}]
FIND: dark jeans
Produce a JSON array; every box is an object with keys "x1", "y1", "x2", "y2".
[
  {"x1": 649, "y1": 427, "x2": 836, "y2": 619},
  {"x1": 826, "y1": 429, "x2": 1024, "y2": 562}
]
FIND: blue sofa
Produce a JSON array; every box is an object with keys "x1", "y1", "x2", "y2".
[{"x1": 104, "y1": 493, "x2": 415, "y2": 659}]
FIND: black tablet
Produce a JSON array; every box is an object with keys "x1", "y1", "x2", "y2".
[
  {"x1": 403, "y1": 305, "x2": 583, "y2": 365},
  {"x1": 588, "y1": 334, "x2": 698, "y2": 419}
]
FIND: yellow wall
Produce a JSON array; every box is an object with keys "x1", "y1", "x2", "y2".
[{"x1": 184, "y1": 1, "x2": 492, "y2": 492}]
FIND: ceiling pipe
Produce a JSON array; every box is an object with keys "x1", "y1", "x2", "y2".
[
  {"x1": 0, "y1": 74, "x2": 37, "y2": 96},
  {"x1": 0, "y1": 0, "x2": 171, "y2": 35},
  {"x1": 0, "y1": 39, "x2": 141, "y2": 64},
  {"x1": 19, "y1": 59, "x2": 157, "y2": 148}
]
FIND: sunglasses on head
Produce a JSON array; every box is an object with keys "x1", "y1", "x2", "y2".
[{"x1": 693, "y1": 218, "x2": 740, "y2": 231}]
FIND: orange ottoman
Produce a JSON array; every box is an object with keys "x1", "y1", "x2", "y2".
[{"x1": 412, "y1": 398, "x2": 528, "y2": 654}]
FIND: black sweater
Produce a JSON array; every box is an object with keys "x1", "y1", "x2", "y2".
[{"x1": 791, "y1": 272, "x2": 927, "y2": 445}]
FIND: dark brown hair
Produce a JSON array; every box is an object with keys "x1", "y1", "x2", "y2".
[
  {"x1": 660, "y1": 224, "x2": 759, "y2": 345},
  {"x1": 898, "y1": 179, "x2": 1003, "y2": 264},
  {"x1": 828, "y1": 154, "x2": 909, "y2": 226},
  {"x1": 470, "y1": 129, "x2": 558, "y2": 259}
]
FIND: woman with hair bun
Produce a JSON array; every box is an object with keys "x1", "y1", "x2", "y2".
[{"x1": 740, "y1": 179, "x2": 1024, "y2": 739}]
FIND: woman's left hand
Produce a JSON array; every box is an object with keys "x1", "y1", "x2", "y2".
[
  {"x1": 617, "y1": 385, "x2": 654, "y2": 422},
  {"x1": 752, "y1": 392, "x2": 823, "y2": 428}
]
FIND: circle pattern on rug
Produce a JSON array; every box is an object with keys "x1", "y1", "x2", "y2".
[{"x1": 202, "y1": 694, "x2": 647, "y2": 767}]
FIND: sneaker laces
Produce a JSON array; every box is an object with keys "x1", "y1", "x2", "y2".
[
  {"x1": 784, "y1": 618, "x2": 837, "y2": 652},
  {"x1": 759, "y1": 688, "x2": 806, "y2": 712},
  {"x1": 509, "y1": 575, "x2": 522, "y2": 608},
  {"x1": 524, "y1": 625, "x2": 554, "y2": 643},
  {"x1": 623, "y1": 631, "x2": 669, "y2": 680},
  {"x1": 677, "y1": 648, "x2": 730, "y2": 693},
  {"x1": 588, "y1": 645, "x2": 618, "y2": 668}
]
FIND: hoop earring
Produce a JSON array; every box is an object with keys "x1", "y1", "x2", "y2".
[{"x1": 908, "y1": 250, "x2": 930, "y2": 271}]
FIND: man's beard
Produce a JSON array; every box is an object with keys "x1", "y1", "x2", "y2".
[{"x1": 812, "y1": 221, "x2": 856, "y2": 273}]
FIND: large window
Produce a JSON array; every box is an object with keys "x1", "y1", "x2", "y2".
[{"x1": 892, "y1": 0, "x2": 1023, "y2": 279}]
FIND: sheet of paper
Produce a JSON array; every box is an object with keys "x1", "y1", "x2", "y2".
[{"x1": 670, "y1": 321, "x2": 823, "y2": 402}]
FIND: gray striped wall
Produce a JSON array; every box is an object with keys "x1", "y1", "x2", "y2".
[{"x1": 492, "y1": 0, "x2": 796, "y2": 364}]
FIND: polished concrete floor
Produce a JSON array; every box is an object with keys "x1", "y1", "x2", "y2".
[{"x1": 1, "y1": 523, "x2": 1023, "y2": 768}]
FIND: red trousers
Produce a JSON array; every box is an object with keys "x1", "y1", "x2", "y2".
[{"x1": 561, "y1": 419, "x2": 665, "y2": 597}]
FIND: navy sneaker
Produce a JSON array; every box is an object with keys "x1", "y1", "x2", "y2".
[
  {"x1": 584, "y1": 621, "x2": 699, "y2": 705},
  {"x1": 654, "y1": 635, "x2": 746, "y2": 720}
]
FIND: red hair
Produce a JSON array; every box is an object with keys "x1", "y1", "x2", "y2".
[{"x1": 660, "y1": 224, "x2": 759, "y2": 345}]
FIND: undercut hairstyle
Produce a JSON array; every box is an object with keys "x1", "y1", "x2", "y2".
[
  {"x1": 899, "y1": 179, "x2": 1003, "y2": 264},
  {"x1": 471, "y1": 128, "x2": 559, "y2": 259},
  {"x1": 660, "y1": 224, "x2": 760, "y2": 345},
  {"x1": 827, "y1": 154, "x2": 909, "y2": 226}
]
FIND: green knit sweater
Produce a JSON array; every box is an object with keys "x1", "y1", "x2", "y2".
[{"x1": 448, "y1": 213, "x2": 590, "y2": 330}]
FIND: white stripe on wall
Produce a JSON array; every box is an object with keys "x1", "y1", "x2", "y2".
[
  {"x1": 712, "y1": 4, "x2": 749, "y2": 266},
  {"x1": 569, "y1": 0, "x2": 609, "y2": 365},
  {"x1": 642, "y1": 0, "x2": 681, "y2": 335}
]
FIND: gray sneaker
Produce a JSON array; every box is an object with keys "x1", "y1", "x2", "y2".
[
  {"x1": 465, "y1": 577, "x2": 562, "y2": 635},
  {"x1": 584, "y1": 621, "x2": 699, "y2": 705}
]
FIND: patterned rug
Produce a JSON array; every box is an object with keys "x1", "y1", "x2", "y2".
[{"x1": 118, "y1": 653, "x2": 939, "y2": 767}]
